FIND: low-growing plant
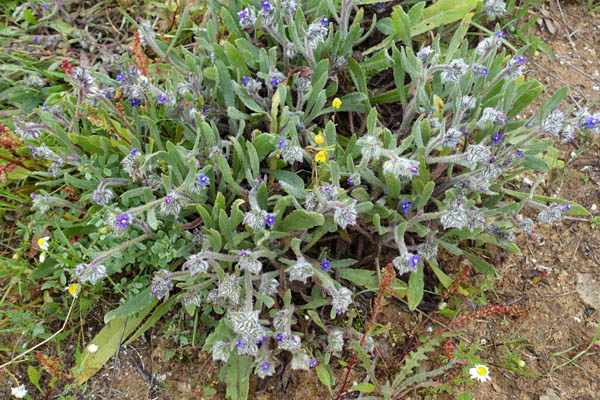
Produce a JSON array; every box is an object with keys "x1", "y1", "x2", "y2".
[{"x1": 2, "y1": 0, "x2": 594, "y2": 398}]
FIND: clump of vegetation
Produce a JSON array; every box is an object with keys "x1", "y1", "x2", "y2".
[{"x1": 1, "y1": 0, "x2": 592, "y2": 398}]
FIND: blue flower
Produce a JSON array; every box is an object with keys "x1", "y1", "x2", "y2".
[
  {"x1": 375, "y1": 2, "x2": 384, "y2": 8},
  {"x1": 410, "y1": 165, "x2": 419, "y2": 175},
  {"x1": 480, "y1": 67, "x2": 489, "y2": 75},
  {"x1": 42, "y1": 103, "x2": 49, "y2": 112},
  {"x1": 198, "y1": 173, "x2": 209, "y2": 186},
  {"x1": 495, "y1": 31, "x2": 505, "y2": 39},
  {"x1": 261, "y1": 362, "x2": 270, "y2": 371},
  {"x1": 130, "y1": 98, "x2": 141, "y2": 107},
  {"x1": 242, "y1": 76, "x2": 249, "y2": 84},
  {"x1": 309, "y1": 358, "x2": 318, "y2": 368},
  {"x1": 560, "y1": 202, "x2": 570, "y2": 211},
  {"x1": 130, "y1": 148, "x2": 138, "y2": 155},
  {"x1": 33, "y1": 37, "x2": 40, "y2": 43},
  {"x1": 238, "y1": 9, "x2": 248, "y2": 19},
  {"x1": 409, "y1": 254, "x2": 421, "y2": 269},
  {"x1": 517, "y1": 151, "x2": 525, "y2": 158},
  {"x1": 116, "y1": 213, "x2": 131, "y2": 229},
  {"x1": 43, "y1": 2, "x2": 48, "y2": 10},
  {"x1": 320, "y1": 259, "x2": 331, "y2": 271},
  {"x1": 116, "y1": 72, "x2": 125, "y2": 81},
  {"x1": 271, "y1": 77, "x2": 281, "y2": 87},
  {"x1": 236, "y1": 339, "x2": 244, "y2": 348},
  {"x1": 278, "y1": 138, "x2": 287, "y2": 148},
  {"x1": 492, "y1": 133, "x2": 503, "y2": 145},
  {"x1": 157, "y1": 94, "x2": 169, "y2": 104},
  {"x1": 401, "y1": 200, "x2": 411, "y2": 214},
  {"x1": 276, "y1": 333, "x2": 283, "y2": 342},
  {"x1": 257, "y1": 335, "x2": 266, "y2": 345},
  {"x1": 346, "y1": 177, "x2": 354, "y2": 185},
  {"x1": 265, "y1": 214, "x2": 275, "y2": 228},
  {"x1": 321, "y1": 16, "x2": 328, "y2": 27},
  {"x1": 516, "y1": 56, "x2": 525, "y2": 64},
  {"x1": 586, "y1": 117, "x2": 599, "y2": 128},
  {"x1": 261, "y1": 1, "x2": 272, "y2": 11},
  {"x1": 461, "y1": 182, "x2": 468, "y2": 188}
]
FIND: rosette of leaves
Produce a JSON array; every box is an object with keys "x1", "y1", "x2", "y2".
[{"x1": 15, "y1": 0, "x2": 591, "y2": 397}]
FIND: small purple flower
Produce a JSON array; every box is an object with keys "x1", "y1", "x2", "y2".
[
  {"x1": 130, "y1": 98, "x2": 141, "y2": 107},
  {"x1": 560, "y1": 203, "x2": 570, "y2": 211},
  {"x1": 6, "y1": 51, "x2": 12, "y2": 55},
  {"x1": 236, "y1": 339, "x2": 244, "y2": 348},
  {"x1": 276, "y1": 333, "x2": 283, "y2": 342},
  {"x1": 261, "y1": 0, "x2": 272, "y2": 11},
  {"x1": 271, "y1": 77, "x2": 280, "y2": 87},
  {"x1": 480, "y1": 67, "x2": 489, "y2": 75},
  {"x1": 30, "y1": 192, "x2": 37, "y2": 199},
  {"x1": 492, "y1": 133, "x2": 503, "y2": 145},
  {"x1": 516, "y1": 56, "x2": 525, "y2": 64},
  {"x1": 157, "y1": 94, "x2": 169, "y2": 104},
  {"x1": 116, "y1": 213, "x2": 131, "y2": 229},
  {"x1": 495, "y1": 31, "x2": 505, "y2": 39},
  {"x1": 410, "y1": 165, "x2": 419, "y2": 175},
  {"x1": 461, "y1": 182, "x2": 468, "y2": 188},
  {"x1": 242, "y1": 76, "x2": 249, "y2": 84},
  {"x1": 43, "y1": 2, "x2": 48, "y2": 10},
  {"x1": 257, "y1": 335, "x2": 266, "y2": 345},
  {"x1": 309, "y1": 358, "x2": 318, "y2": 368},
  {"x1": 321, "y1": 16, "x2": 328, "y2": 27},
  {"x1": 164, "y1": 197, "x2": 172, "y2": 204},
  {"x1": 265, "y1": 214, "x2": 275, "y2": 228},
  {"x1": 409, "y1": 254, "x2": 421, "y2": 269},
  {"x1": 346, "y1": 177, "x2": 354, "y2": 185},
  {"x1": 278, "y1": 138, "x2": 287, "y2": 148},
  {"x1": 33, "y1": 37, "x2": 40, "y2": 43},
  {"x1": 198, "y1": 172, "x2": 209, "y2": 186},
  {"x1": 586, "y1": 117, "x2": 599, "y2": 128},
  {"x1": 116, "y1": 72, "x2": 125, "y2": 81},
  {"x1": 42, "y1": 103, "x2": 49, "y2": 112},
  {"x1": 238, "y1": 9, "x2": 248, "y2": 19},
  {"x1": 238, "y1": 249, "x2": 248, "y2": 257},
  {"x1": 142, "y1": 179, "x2": 148, "y2": 185},
  {"x1": 321, "y1": 259, "x2": 331, "y2": 271},
  {"x1": 384, "y1": 188, "x2": 389, "y2": 195},
  {"x1": 401, "y1": 200, "x2": 411, "y2": 214},
  {"x1": 261, "y1": 362, "x2": 270, "y2": 371},
  {"x1": 375, "y1": 2, "x2": 384, "y2": 8},
  {"x1": 517, "y1": 151, "x2": 525, "y2": 158},
  {"x1": 130, "y1": 147, "x2": 138, "y2": 155}
]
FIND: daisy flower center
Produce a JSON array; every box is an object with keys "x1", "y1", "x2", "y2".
[{"x1": 476, "y1": 366, "x2": 488, "y2": 376}]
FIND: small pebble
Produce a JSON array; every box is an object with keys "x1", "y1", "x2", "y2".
[
  {"x1": 592, "y1": 204, "x2": 597, "y2": 211},
  {"x1": 574, "y1": 316, "x2": 582, "y2": 323}
]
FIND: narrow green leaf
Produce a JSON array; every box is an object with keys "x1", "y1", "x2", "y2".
[
  {"x1": 464, "y1": 252, "x2": 498, "y2": 278},
  {"x1": 408, "y1": 263, "x2": 424, "y2": 310}
]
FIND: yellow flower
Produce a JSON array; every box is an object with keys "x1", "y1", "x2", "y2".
[
  {"x1": 315, "y1": 150, "x2": 328, "y2": 163},
  {"x1": 332, "y1": 97, "x2": 342, "y2": 110},
  {"x1": 37, "y1": 236, "x2": 50, "y2": 251},
  {"x1": 67, "y1": 283, "x2": 80, "y2": 298},
  {"x1": 315, "y1": 134, "x2": 325, "y2": 145}
]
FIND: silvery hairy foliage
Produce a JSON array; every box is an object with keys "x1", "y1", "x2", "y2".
[{"x1": 20, "y1": 2, "x2": 589, "y2": 388}]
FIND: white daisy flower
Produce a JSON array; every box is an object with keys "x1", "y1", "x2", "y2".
[
  {"x1": 66, "y1": 283, "x2": 80, "y2": 298},
  {"x1": 469, "y1": 364, "x2": 491, "y2": 382},
  {"x1": 11, "y1": 384, "x2": 28, "y2": 398},
  {"x1": 37, "y1": 236, "x2": 50, "y2": 251}
]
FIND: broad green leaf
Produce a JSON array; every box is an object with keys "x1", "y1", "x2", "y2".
[
  {"x1": 353, "y1": 383, "x2": 375, "y2": 393},
  {"x1": 464, "y1": 252, "x2": 498, "y2": 278},
  {"x1": 77, "y1": 306, "x2": 152, "y2": 384},
  {"x1": 222, "y1": 356, "x2": 253, "y2": 400},
  {"x1": 316, "y1": 364, "x2": 332, "y2": 392},
  {"x1": 339, "y1": 269, "x2": 378, "y2": 288},
  {"x1": 104, "y1": 288, "x2": 157, "y2": 324},
  {"x1": 408, "y1": 263, "x2": 424, "y2": 310},
  {"x1": 278, "y1": 210, "x2": 324, "y2": 231},
  {"x1": 411, "y1": 0, "x2": 478, "y2": 37},
  {"x1": 270, "y1": 169, "x2": 306, "y2": 199}
]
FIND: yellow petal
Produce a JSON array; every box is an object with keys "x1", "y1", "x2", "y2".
[
  {"x1": 315, "y1": 134, "x2": 325, "y2": 145},
  {"x1": 332, "y1": 97, "x2": 342, "y2": 110},
  {"x1": 315, "y1": 150, "x2": 328, "y2": 163}
]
